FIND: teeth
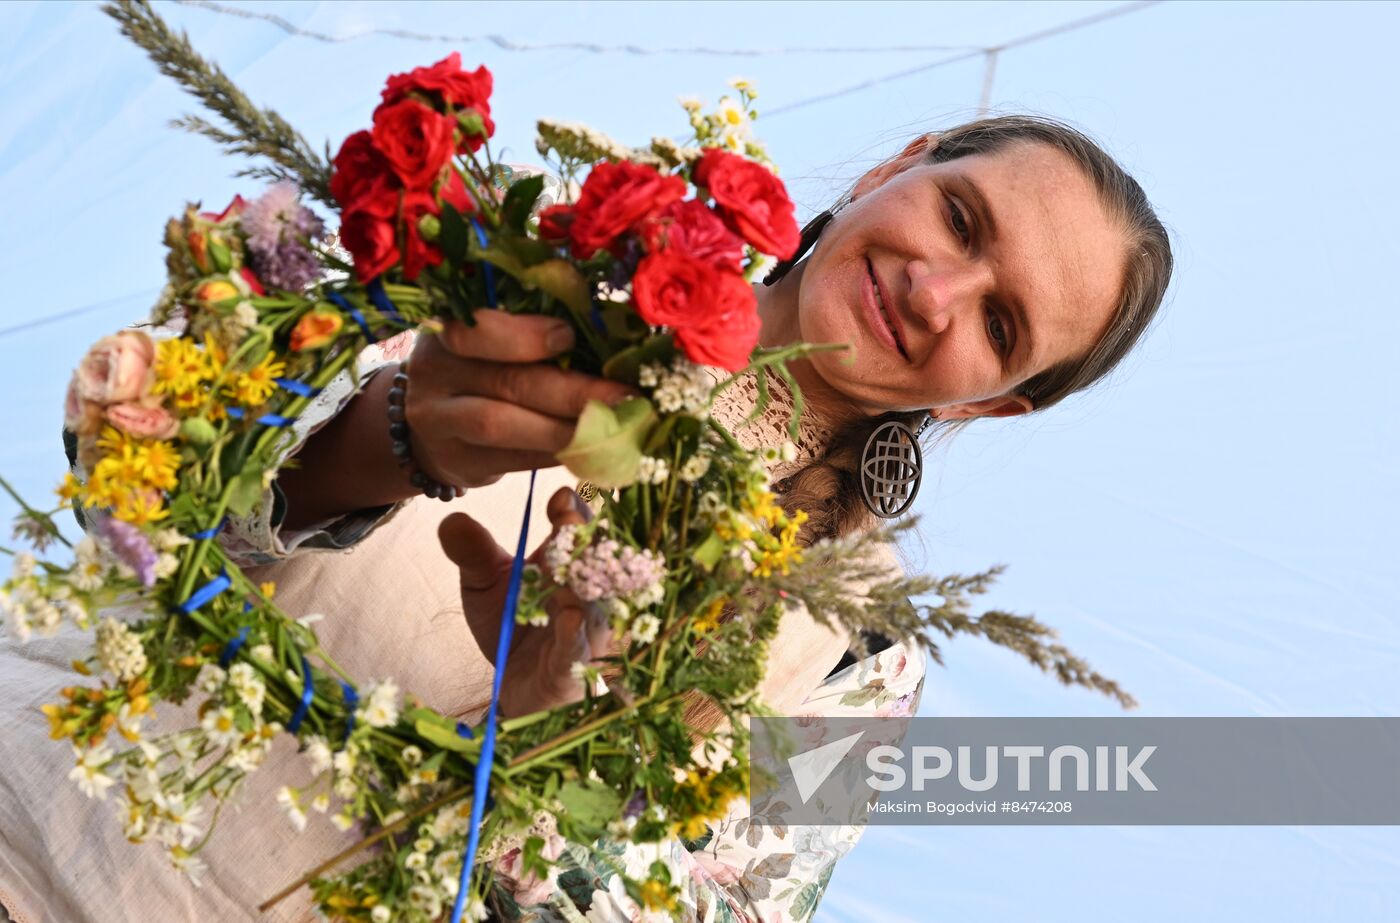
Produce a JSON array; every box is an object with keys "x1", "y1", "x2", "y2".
[{"x1": 872, "y1": 275, "x2": 896, "y2": 336}]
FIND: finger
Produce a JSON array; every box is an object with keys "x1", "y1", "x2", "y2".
[
  {"x1": 546, "y1": 486, "x2": 590, "y2": 527},
  {"x1": 436, "y1": 312, "x2": 576, "y2": 363},
  {"x1": 438, "y1": 512, "x2": 510, "y2": 592},
  {"x1": 582, "y1": 603, "x2": 614, "y2": 661},
  {"x1": 427, "y1": 396, "x2": 578, "y2": 453},
  {"x1": 451, "y1": 359, "x2": 638, "y2": 419}
]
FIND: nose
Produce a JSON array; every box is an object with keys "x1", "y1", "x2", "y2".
[{"x1": 907, "y1": 260, "x2": 992, "y2": 335}]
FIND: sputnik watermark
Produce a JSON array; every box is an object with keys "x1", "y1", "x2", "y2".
[{"x1": 749, "y1": 717, "x2": 1400, "y2": 826}]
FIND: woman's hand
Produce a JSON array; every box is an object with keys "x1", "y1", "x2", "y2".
[
  {"x1": 281, "y1": 310, "x2": 633, "y2": 531},
  {"x1": 406, "y1": 311, "x2": 636, "y2": 490},
  {"x1": 438, "y1": 486, "x2": 614, "y2": 718}
]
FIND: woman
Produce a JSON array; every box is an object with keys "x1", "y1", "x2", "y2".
[{"x1": 0, "y1": 115, "x2": 1170, "y2": 923}]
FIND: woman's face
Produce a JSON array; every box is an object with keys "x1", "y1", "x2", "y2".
[{"x1": 782, "y1": 140, "x2": 1129, "y2": 420}]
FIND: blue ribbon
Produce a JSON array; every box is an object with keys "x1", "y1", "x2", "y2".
[
  {"x1": 285, "y1": 655, "x2": 315, "y2": 734},
  {"x1": 340, "y1": 681, "x2": 359, "y2": 747},
  {"x1": 326, "y1": 291, "x2": 377, "y2": 343},
  {"x1": 225, "y1": 407, "x2": 294, "y2": 426},
  {"x1": 189, "y1": 517, "x2": 228, "y2": 540},
  {"x1": 218, "y1": 625, "x2": 250, "y2": 669},
  {"x1": 469, "y1": 219, "x2": 499, "y2": 309},
  {"x1": 176, "y1": 569, "x2": 231, "y2": 615},
  {"x1": 274, "y1": 376, "x2": 321, "y2": 399},
  {"x1": 449, "y1": 469, "x2": 537, "y2": 923},
  {"x1": 366, "y1": 279, "x2": 404, "y2": 325}
]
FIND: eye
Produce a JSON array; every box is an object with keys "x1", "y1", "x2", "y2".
[
  {"x1": 948, "y1": 198, "x2": 972, "y2": 246},
  {"x1": 986, "y1": 307, "x2": 1010, "y2": 355}
]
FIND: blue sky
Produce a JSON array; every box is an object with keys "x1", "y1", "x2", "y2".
[{"x1": 2, "y1": 2, "x2": 1398, "y2": 920}]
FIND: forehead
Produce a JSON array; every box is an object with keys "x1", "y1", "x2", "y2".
[{"x1": 938, "y1": 143, "x2": 1127, "y2": 375}]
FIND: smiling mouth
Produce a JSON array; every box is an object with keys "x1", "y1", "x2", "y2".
[{"x1": 866, "y1": 258, "x2": 909, "y2": 361}]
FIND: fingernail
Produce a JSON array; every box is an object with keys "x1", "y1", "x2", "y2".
[{"x1": 546, "y1": 325, "x2": 575, "y2": 353}]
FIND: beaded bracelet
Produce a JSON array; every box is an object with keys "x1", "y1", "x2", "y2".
[{"x1": 386, "y1": 362, "x2": 464, "y2": 502}]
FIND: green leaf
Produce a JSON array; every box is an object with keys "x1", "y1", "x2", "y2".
[
  {"x1": 518, "y1": 258, "x2": 591, "y2": 316},
  {"x1": 789, "y1": 882, "x2": 821, "y2": 921},
  {"x1": 556, "y1": 779, "x2": 622, "y2": 839},
  {"x1": 439, "y1": 201, "x2": 471, "y2": 265},
  {"x1": 601, "y1": 333, "x2": 677, "y2": 384},
  {"x1": 838, "y1": 685, "x2": 881, "y2": 707},
  {"x1": 693, "y1": 530, "x2": 725, "y2": 571},
  {"x1": 556, "y1": 397, "x2": 658, "y2": 489},
  {"x1": 413, "y1": 713, "x2": 479, "y2": 754},
  {"x1": 752, "y1": 852, "x2": 796, "y2": 879},
  {"x1": 226, "y1": 470, "x2": 264, "y2": 517},
  {"x1": 503, "y1": 173, "x2": 546, "y2": 232}
]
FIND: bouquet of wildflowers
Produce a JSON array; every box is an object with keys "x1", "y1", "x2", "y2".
[{"x1": 0, "y1": 3, "x2": 1134, "y2": 920}]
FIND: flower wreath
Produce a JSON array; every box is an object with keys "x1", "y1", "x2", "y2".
[{"x1": 1, "y1": 4, "x2": 1136, "y2": 921}]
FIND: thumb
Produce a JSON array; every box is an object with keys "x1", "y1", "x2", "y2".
[{"x1": 438, "y1": 511, "x2": 509, "y2": 590}]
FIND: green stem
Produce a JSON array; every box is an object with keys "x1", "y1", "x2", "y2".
[
  {"x1": 0, "y1": 475, "x2": 73, "y2": 549},
  {"x1": 505, "y1": 692, "x2": 683, "y2": 777},
  {"x1": 258, "y1": 781, "x2": 472, "y2": 912}
]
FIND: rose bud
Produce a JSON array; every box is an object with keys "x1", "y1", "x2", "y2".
[
  {"x1": 417, "y1": 212, "x2": 442, "y2": 243},
  {"x1": 194, "y1": 279, "x2": 241, "y2": 308},
  {"x1": 290, "y1": 310, "x2": 344, "y2": 352}
]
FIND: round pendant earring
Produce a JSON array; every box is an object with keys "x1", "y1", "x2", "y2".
[{"x1": 859, "y1": 419, "x2": 924, "y2": 518}]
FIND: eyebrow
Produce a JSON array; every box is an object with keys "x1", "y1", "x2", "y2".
[{"x1": 950, "y1": 173, "x2": 1036, "y2": 374}]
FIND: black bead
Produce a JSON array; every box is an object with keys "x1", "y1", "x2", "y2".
[
  {"x1": 388, "y1": 422, "x2": 409, "y2": 440},
  {"x1": 390, "y1": 441, "x2": 411, "y2": 458},
  {"x1": 409, "y1": 470, "x2": 430, "y2": 488},
  {"x1": 387, "y1": 404, "x2": 406, "y2": 423},
  {"x1": 387, "y1": 386, "x2": 405, "y2": 405}
]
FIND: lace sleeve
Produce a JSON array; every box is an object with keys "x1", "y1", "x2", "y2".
[{"x1": 213, "y1": 330, "x2": 418, "y2": 567}]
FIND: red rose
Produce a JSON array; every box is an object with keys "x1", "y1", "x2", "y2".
[
  {"x1": 372, "y1": 99, "x2": 456, "y2": 191},
  {"x1": 380, "y1": 54, "x2": 496, "y2": 153},
  {"x1": 676, "y1": 290, "x2": 763, "y2": 372},
  {"x1": 329, "y1": 130, "x2": 400, "y2": 207},
  {"x1": 693, "y1": 148, "x2": 801, "y2": 259},
  {"x1": 569, "y1": 161, "x2": 686, "y2": 260},
  {"x1": 640, "y1": 200, "x2": 744, "y2": 270},
  {"x1": 632, "y1": 250, "x2": 759, "y2": 371},
  {"x1": 382, "y1": 54, "x2": 494, "y2": 112},
  {"x1": 340, "y1": 190, "x2": 400, "y2": 282},
  {"x1": 537, "y1": 204, "x2": 573, "y2": 242},
  {"x1": 400, "y1": 191, "x2": 443, "y2": 282}
]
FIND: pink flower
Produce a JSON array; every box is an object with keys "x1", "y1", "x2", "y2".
[
  {"x1": 494, "y1": 832, "x2": 567, "y2": 907},
  {"x1": 693, "y1": 853, "x2": 745, "y2": 887},
  {"x1": 75, "y1": 331, "x2": 155, "y2": 406},
  {"x1": 105, "y1": 402, "x2": 179, "y2": 440},
  {"x1": 377, "y1": 330, "x2": 415, "y2": 361},
  {"x1": 64, "y1": 374, "x2": 104, "y2": 438}
]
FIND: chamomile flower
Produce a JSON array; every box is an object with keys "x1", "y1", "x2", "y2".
[
  {"x1": 69, "y1": 743, "x2": 117, "y2": 800},
  {"x1": 200, "y1": 705, "x2": 242, "y2": 749}
]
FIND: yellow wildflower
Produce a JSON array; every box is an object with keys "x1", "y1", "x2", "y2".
[
  {"x1": 692, "y1": 598, "x2": 725, "y2": 634},
  {"x1": 113, "y1": 490, "x2": 169, "y2": 527},
  {"x1": 639, "y1": 880, "x2": 677, "y2": 913},
  {"x1": 96, "y1": 425, "x2": 133, "y2": 457},
  {"x1": 133, "y1": 439, "x2": 180, "y2": 492},
  {"x1": 152, "y1": 337, "x2": 211, "y2": 398},
  {"x1": 259, "y1": 581, "x2": 276, "y2": 599},
  {"x1": 56, "y1": 472, "x2": 83, "y2": 506},
  {"x1": 228, "y1": 353, "x2": 286, "y2": 406}
]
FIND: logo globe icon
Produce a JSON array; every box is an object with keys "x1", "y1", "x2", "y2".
[{"x1": 860, "y1": 420, "x2": 923, "y2": 518}]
